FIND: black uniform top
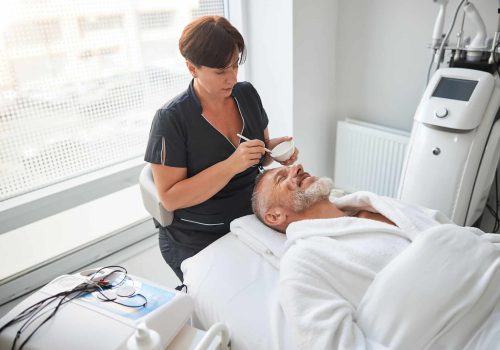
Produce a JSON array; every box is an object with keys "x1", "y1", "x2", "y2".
[{"x1": 144, "y1": 80, "x2": 269, "y2": 249}]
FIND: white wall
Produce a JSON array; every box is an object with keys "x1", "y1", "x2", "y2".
[
  {"x1": 293, "y1": 0, "x2": 338, "y2": 177},
  {"x1": 243, "y1": 0, "x2": 294, "y2": 138},
  {"x1": 243, "y1": 0, "x2": 498, "y2": 176},
  {"x1": 334, "y1": 0, "x2": 499, "y2": 230},
  {"x1": 335, "y1": 0, "x2": 497, "y2": 131},
  {"x1": 242, "y1": 0, "x2": 498, "y2": 187},
  {"x1": 243, "y1": 0, "x2": 338, "y2": 177}
]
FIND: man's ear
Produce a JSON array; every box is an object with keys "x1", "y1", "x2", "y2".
[{"x1": 264, "y1": 206, "x2": 287, "y2": 228}]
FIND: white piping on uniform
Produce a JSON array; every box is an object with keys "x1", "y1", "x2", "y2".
[
  {"x1": 200, "y1": 96, "x2": 246, "y2": 149},
  {"x1": 233, "y1": 97, "x2": 246, "y2": 145},
  {"x1": 161, "y1": 136, "x2": 166, "y2": 165},
  {"x1": 180, "y1": 218, "x2": 225, "y2": 226}
]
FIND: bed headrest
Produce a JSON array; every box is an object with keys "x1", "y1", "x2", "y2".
[{"x1": 230, "y1": 214, "x2": 286, "y2": 268}]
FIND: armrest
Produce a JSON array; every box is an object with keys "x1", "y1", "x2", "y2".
[{"x1": 139, "y1": 164, "x2": 174, "y2": 227}]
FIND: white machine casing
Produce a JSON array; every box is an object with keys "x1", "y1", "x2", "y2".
[
  {"x1": 398, "y1": 68, "x2": 500, "y2": 226},
  {"x1": 0, "y1": 273, "x2": 194, "y2": 350}
]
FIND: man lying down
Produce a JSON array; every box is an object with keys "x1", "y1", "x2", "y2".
[{"x1": 252, "y1": 164, "x2": 500, "y2": 350}]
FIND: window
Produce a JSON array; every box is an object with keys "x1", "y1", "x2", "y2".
[
  {"x1": 138, "y1": 11, "x2": 176, "y2": 30},
  {"x1": 78, "y1": 15, "x2": 124, "y2": 34},
  {"x1": 0, "y1": 0, "x2": 225, "y2": 201},
  {"x1": 0, "y1": 0, "x2": 226, "y2": 304}
]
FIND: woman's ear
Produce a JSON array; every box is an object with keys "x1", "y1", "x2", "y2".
[{"x1": 186, "y1": 60, "x2": 198, "y2": 78}]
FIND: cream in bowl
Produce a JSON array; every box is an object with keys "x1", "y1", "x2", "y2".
[{"x1": 271, "y1": 140, "x2": 295, "y2": 162}]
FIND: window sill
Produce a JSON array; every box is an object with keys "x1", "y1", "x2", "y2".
[{"x1": 0, "y1": 184, "x2": 154, "y2": 305}]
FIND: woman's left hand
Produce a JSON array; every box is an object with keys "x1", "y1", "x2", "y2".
[{"x1": 266, "y1": 136, "x2": 299, "y2": 166}]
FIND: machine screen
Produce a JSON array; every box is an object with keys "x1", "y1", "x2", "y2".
[{"x1": 432, "y1": 77, "x2": 478, "y2": 101}]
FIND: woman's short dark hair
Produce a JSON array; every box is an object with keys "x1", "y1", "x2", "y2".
[{"x1": 179, "y1": 16, "x2": 246, "y2": 69}]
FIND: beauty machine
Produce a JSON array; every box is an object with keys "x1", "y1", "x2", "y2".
[
  {"x1": 399, "y1": 68, "x2": 500, "y2": 226},
  {"x1": 398, "y1": 1, "x2": 500, "y2": 226}
]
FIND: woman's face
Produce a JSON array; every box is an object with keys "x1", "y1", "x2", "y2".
[{"x1": 189, "y1": 54, "x2": 239, "y2": 98}]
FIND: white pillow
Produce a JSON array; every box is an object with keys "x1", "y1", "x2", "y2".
[{"x1": 230, "y1": 214, "x2": 286, "y2": 269}]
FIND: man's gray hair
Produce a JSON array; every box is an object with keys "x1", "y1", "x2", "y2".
[
  {"x1": 251, "y1": 171, "x2": 268, "y2": 222},
  {"x1": 252, "y1": 173, "x2": 334, "y2": 222}
]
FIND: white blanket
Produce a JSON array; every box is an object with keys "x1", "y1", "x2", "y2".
[
  {"x1": 280, "y1": 218, "x2": 411, "y2": 350},
  {"x1": 357, "y1": 224, "x2": 500, "y2": 350},
  {"x1": 279, "y1": 192, "x2": 498, "y2": 350}
]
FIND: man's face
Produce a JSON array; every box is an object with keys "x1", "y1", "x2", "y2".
[{"x1": 257, "y1": 164, "x2": 332, "y2": 213}]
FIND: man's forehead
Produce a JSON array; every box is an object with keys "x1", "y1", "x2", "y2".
[
  {"x1": 267, "y1": 166, "x2": 286, "y2": 177},
  {"x1": 260, "y1": 167, "x2": 286, "y2": 186}
]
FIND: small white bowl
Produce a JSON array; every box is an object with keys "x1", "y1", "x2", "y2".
[{"x1": 271, "y1": 140, "x2": 295, "y2": 162}]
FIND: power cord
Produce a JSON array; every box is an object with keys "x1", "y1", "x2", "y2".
[
  {"x1": 426, "y1": 0, "x2": 467, "y2": 86},
  {"x1": 493, "y1": 39, "x2": 500, "y2": 77},
  {"x1": 426, "y1": 50, "x2": 436, "y2": 87},
  {"x1": 435, "y1": 0, "x2": 467, "y2": 71},
  {"x1": 486, "y1": 172, "x2": 500, "y2": 233},
  {"x1": 0, "y1": 265, "x2": 148, "y2": 350}
]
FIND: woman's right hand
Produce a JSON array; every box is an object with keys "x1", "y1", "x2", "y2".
[{"x1": 226, "y1": 138, "x2": 266, "y2": 174}]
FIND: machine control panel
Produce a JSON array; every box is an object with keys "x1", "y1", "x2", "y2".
[
  {"x1": 415, "y1": 68, "x2": 495, "y2": 130},
  {"x1": 431, "y1": 77, "x2": 478, "y2": 101}
]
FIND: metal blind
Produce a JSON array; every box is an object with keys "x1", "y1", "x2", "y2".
[{"x1": 0, "y1": 0, "x2": 224, "y2": 201}]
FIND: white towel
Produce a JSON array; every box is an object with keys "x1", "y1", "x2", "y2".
[
  {"x1": 279, "y1": 191, "x2": 455, "y2": 350},
  {"x1": 230, "y1": 214, "x2": 286, "y2": 269},
  {"x1": 357, "y1": 224, "x2": 500, "y2": 350}
]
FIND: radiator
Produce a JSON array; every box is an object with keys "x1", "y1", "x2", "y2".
[{"x1": 334, "y1": 119, "x2": 410, "y2": 197}]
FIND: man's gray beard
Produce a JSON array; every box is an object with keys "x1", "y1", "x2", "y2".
[{"x1": 291, "y1": 177, "x2": 333, "y2": 212}]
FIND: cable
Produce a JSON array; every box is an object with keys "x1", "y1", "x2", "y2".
[
  {"x1": 12, "y1": 283, "x2": 96, "y2": 350},
  {"x1": 494, "y1": 172, "x2": 499, "y2": 232},
  {"x1": 0, "y1": 265, "x2": 148, "y2": 350},
  {"x1": 486, "y1": 172, "x2": 500, "y2": 233},
  {"x1": 18, "y1": 287, "x2": 89, "y2": 350},
  {"x1": 486, "y1": 203, "x2": 499, "y2": 232},
  {"x1": 489, "y1": 18, "x2": 500, "y2": 233},
  {"x1": 426, "y1": 50, "x2": 436, "y2": 86},
  {"x1": 95, "y1": 288, "x2": 147, "y2": 308},
  {"x1": 493, "y1": 40, "x2": 500, "y2": 77},
  {"x1": 89, "y1": 265, "x2": 128, "y2": 287},
  {"x1": 0, "y1": 289, "x2": 77, "y2": 335},
  {"x1": 436, "y1": 0, "x2": 467, "y2": 71}
]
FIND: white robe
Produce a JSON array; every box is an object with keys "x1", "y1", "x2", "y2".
[{"x1": 278, "y1": 191, "x2": 494, "y2": 350}]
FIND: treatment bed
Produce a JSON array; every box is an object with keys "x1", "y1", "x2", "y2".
[
  {"x1": 182, "y1": 215, "x2": 292, "y2": 350},
  {"x1": 139, "y1": 164, "x2": 293, "y2": 349},
  {"x1": 182, "y1": 215, "x2": 500, "y2": 350},
  {"x1": 140, "y1": 164, "x2": 500, "y2": 349}
]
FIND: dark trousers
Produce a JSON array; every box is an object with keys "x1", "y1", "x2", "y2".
[{"x1": 158, "y1": 229, "x2": 201, "y2": 281}]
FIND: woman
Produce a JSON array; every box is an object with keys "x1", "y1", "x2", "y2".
[{"x1": 144, "y1": 16, "x2": 298, "y2": 280}]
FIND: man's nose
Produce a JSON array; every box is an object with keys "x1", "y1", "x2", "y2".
[{"x1": 288, "y1": 164, "x2": 303, "y2": 178}]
